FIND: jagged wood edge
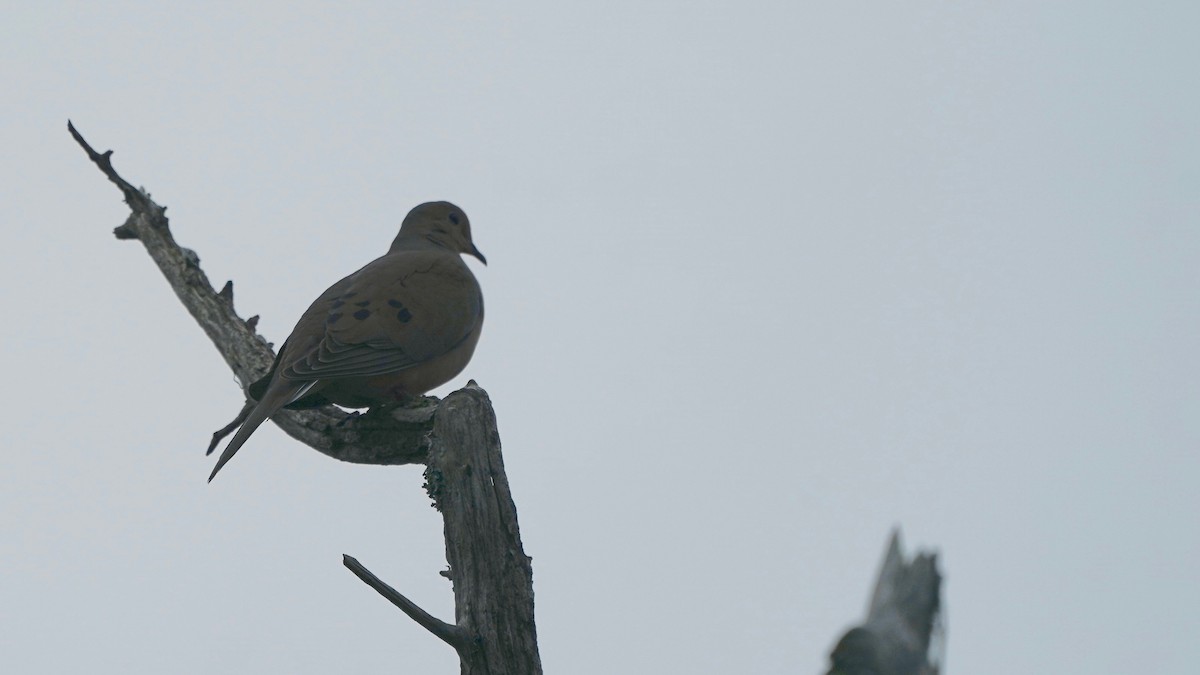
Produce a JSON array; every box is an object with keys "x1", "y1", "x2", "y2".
[{"x1": 68, "y1": 121, "x2": 431, "y2": 466}]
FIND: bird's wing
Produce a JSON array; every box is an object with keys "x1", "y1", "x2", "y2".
[{"x1": 280, "y1": 250, "x2": 483, "y2": 382}]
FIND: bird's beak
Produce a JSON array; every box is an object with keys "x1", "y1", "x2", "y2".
[{"x1": 469, "y1": 244, "x2": 487, "y2": 266}]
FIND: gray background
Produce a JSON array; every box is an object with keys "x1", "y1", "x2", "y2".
[{"x1": 3, "y1": 2, "x2": 1197, "y2": 673}]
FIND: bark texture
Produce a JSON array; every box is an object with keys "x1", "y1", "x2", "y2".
[{"x1": 426, "y1": 385, "x2": 543, "y2": 675}]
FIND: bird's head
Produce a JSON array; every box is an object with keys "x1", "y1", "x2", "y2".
[{"x1": 391, "y1": 201, "x2": 486, "y2": 265}]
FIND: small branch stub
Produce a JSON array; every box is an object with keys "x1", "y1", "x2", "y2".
[{"x1": 343, "y1": 555, "x2": 469, "y2": 653}]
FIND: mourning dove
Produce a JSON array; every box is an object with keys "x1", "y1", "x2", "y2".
[{"x1": 209, "y1": 201, "x2": 485, "y2": 481}]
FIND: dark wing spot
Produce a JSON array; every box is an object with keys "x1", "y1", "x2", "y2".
[
  {"x1": 327, "y1": 313, "x2": 344, "y2": 325},
  {"x1": 448, "y1": 213, "x2": 460, "y2": 225},
  {"x1": 355, "y1": 300, "x2": 370, "y2": 307},
  {"x1": 353, "y1": 309, "x2": 371, "y2": 320},
  {"x1": 387, "y1": 299, "x2": 404, "y2": 308},
  {"x1": 396, "y1": 308, "x2": 413, "y2": 323},
  {"x1": 339, "y1": 291, "x2": 358, "y2": 299},
  {"x1": 331, "y1": 300, "x2": 345, "y2": 309}
]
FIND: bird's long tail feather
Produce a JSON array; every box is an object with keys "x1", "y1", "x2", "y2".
[{"x1": 208, "y1": 383, "x2": 311, "y2": 482}]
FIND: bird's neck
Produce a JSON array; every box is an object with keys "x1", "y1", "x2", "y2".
[{"x1": 388, "y1": 231, "x2": 454, "y2": 255}]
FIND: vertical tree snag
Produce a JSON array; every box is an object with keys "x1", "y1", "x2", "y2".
[
  {"x1": 426, "y1": 385, "x2": 542, "y2": 674},
  {"x1": 341, "y1": 386, "x2": 542, "y2": 674}
]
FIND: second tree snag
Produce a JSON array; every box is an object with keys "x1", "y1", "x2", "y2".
[{"x1": 826, "y1": 530, "x2": 943, "y2": 675}]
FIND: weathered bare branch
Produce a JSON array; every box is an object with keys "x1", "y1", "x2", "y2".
[{"x1": 69, "y1": 121, "x2": 432, "y2": 466}]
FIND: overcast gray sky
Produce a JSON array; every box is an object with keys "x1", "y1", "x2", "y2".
[{"x1": 3, "y1": 2, "x2": 1197, "y2": 673}]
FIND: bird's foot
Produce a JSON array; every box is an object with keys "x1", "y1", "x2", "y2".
[{"x1": 335, "y1": 410, "x2": 364, "y2": 428}]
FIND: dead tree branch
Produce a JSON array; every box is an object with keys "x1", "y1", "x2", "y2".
[
  {"x1": 343, "y1": 555, "x2": 469, "y2": 652},
  {"x1": 69, "y1": 120, "x2": 430, "y2": 466}
]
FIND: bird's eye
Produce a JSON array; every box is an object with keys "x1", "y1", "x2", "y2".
[{"x1": 448, "y1": 213, "x2": 461, "y2": 225}]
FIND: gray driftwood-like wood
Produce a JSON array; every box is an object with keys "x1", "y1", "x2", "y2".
[
  {"x1": 426, "y1": 385, "x2": 542, "y2": 674},
  {"x1": 71, "y1": 122, "x2": 542, "y2": 674},
  {"x1": 826, "y1": 530, "x2": 943, "y2": 675}
]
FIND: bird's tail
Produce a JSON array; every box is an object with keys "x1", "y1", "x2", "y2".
[{"x1": 208, "y1": 383, "x2": 310, "y2": 482}]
